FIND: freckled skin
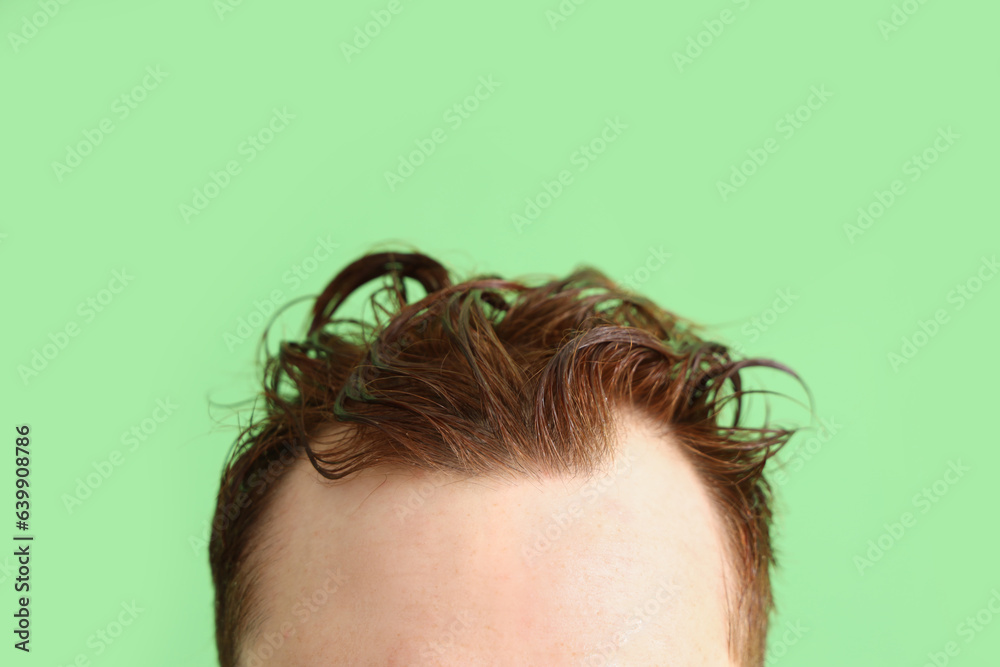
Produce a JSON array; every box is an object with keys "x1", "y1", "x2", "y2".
[{"x1": 239, "y1": 415, "x2": 737, "y2": 666}]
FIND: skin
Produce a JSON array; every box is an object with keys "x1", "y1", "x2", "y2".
[{"x1": 239, "y1": 413, "x2": 738, "y2": 666}]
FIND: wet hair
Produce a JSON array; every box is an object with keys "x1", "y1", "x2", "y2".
[{"x1": 208, "y1": 250, "x2": 807, "y2": 666}]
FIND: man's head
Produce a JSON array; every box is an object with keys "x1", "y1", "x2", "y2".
[{"x1": 209, "y1": 251, "x2": 802, "y2": 666}]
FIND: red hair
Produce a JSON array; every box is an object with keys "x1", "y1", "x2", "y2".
[{"x1": 208, "y1": 250, "x2": 806, "y2": 666}]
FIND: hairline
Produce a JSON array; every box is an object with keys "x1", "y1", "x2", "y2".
[{"x1": 231, "y1": 416, "x2": 748, "y2": 665}]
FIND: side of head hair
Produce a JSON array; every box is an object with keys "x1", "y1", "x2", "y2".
[{"x1": 208, "y1": 250, "x2": 806, "y2": 667}]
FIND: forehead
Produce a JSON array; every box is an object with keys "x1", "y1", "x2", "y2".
[{"x1": 241, "y1": 416, "x2": 735, "y2": 666}]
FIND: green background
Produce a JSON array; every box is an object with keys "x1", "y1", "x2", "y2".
[{"x1": 2, "y1": 0, "x2": 998, "y2": 665}]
